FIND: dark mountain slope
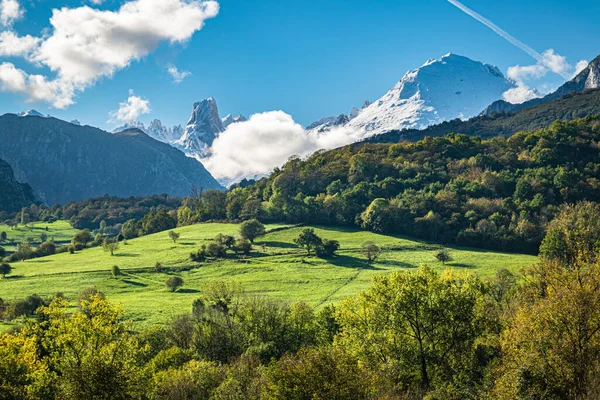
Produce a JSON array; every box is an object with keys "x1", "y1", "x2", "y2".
[
  {"x1": 0, "y1": 114, "x2": 223, "y2": 205},
  {"x1": 0, "y1": 157, "x2": 37, "y2": 213},
  {"x1": 366, "y1": 88, "x2": 600, "y2": 144}
]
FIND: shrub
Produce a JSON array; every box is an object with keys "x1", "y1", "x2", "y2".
[
  {"x1": 239, "y1": 219, "x2": 266, "y2": 243},
  {"x1": 166, "y1": 276, "x2": 184, "y2": 292},
  {"x1": 190, "y1": 247, "x2": 207, "y2": 263},
  {"x1": 111, "y1": 265, "x2": 121, "y2": 278},
  {"x1": 68, "y1": 245, "x2": 76, "y2": 254},
  {"x1": 234, "y1": 239, "x2": 252, "y2": 255},
  {"x1": 206, "y1": 243, "x2": 227, "y2": 258},
  {"x1": 215, "y1": 234, "x2": 235, "y2": 249},
  {"x1": 72, "y1": 229, "x2": 92, "y2": 248},
  {"x1": 0, "y1": 246, "x2": 5, "y2": 259},
  {"x1": 316, "y1": 239, "x2": 340, "y2": 258},
  {"x1": 38, "y1": 240, "x2": 56, "y2": 256},
  {"x1": 294, "y1": 228, "x2": 323, "y2": 255},
  {"x1": 77, "y1": 287, "x2": 105, "y2": 304},
  {"x1": 155, "y1": 262, "x2": 165, "y2": 273}
]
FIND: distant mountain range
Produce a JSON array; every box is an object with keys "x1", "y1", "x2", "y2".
[{"x1": 0, "y1": 114, "x2": 223, "y2": 205}]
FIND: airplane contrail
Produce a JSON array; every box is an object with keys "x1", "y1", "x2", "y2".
[{"x1": 447, "y1": 0, "x2": 570, "y2": 79}]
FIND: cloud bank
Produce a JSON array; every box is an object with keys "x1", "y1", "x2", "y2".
[
  {"x1": 201, "y1": 111, "x2": 363, "y2": 183},
  {"x1": 0, "y1": 0, "x2": 219, "y2": 108}
]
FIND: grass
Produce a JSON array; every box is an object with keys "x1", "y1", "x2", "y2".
[
  {"x1": 0, "y1": 220, "x2": 79, "y2": 252},
  {"x1": 0, "y1": 222, "x2": 537, "y2": 330}
]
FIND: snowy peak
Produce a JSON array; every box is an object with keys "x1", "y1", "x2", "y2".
[
  {"x1": 18, "y1": 109, "x2": 46, "y2": 118},
  {"x1": 222, "y1": 113, "x2": 248, "y2": 128},
  {"x1": 175, "y1": 98, "x2": 225, "y2": 155},
  {"x1": 147, "y1": 119, "x2": 183, "y2": 142},
  {"x1": 344, "y1": 53, "x2": 514, "y2": 136}
]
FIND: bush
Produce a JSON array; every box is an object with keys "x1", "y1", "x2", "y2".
[
  {"x1": 6, "y1": 294, "x2": 46, "y2": 319},
  {"x1": 190, "y1": 247, "x2": 207, "y2": 262},
  {"x1": 294, "y1": 228, "x2": 323, "y2": 255},
  {"x1": 215, "y1": 234, "x2": 235, "y2": 249},
  {"x1": 68, "y1": 245, "x2": 76, "y2": 254},
  {"x1": 234, "y1": 239, "x2": 252, "y2": 255},
  {"x1": 316, "y1": 239, "x2": 340, "y2": 258},
  {"x1": 239, "y1": 219, "x2": 266, "y2": 243},
  {"x1": 111, "y1": 265, "x2": 121, "y2": 278},
  {"x1": 77, "y1": 287, "x2": 105, "y2": 304},
  {"x1": 0, "y1": 246, "x2": 6, "y2": 259},
  {"x1": 155, "y1": 262, "x2": 165, "y2": 273},
  {"x1": 166, "y1": 276, "x2": 184, "y2": 292},
  {"x1": 206, "y1": 242, "x2": 227, "y2": 258},
  {"x1": 72, "y1": 229, "x2": 92, "y2": 248},
  {"x1": 38, "y1": 240, "x2": 56, "y2": 256}
]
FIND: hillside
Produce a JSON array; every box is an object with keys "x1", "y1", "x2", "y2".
[
  {"x1": 0, "y1": 158, "x2": 36, "y2": 213},
  {"x1": 366, "y1": 88, "x2": 600, "y2": 143},
  {"x1": 217, "y1": 117, "x2": 600, "y2": 255},
  {"x1": 0, "y1": 222, "x2": 535, "y2": 329},
  {"x1": 0, "y1": 114, "x2": 223, "y2": 205}
]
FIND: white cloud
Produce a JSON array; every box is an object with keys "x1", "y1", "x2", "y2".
[
  {"x1": 0, "y1": 0, "x2": 219, "y2": 108},
  {"x1": 201, "y1": 111, "x2": 363, "y2": 182},
  {"x1": 502, "y1": 86, "x2": 541, "y2": 104},
  {"x1": 167, "y1": 65, "x2": 191, "y2": 83},
  {"x1": 0, "y1": 31, "x2": 40, "y2": 57},
  {"x1": 574, "y1": 60, "x2": 589, "y2": 77},
  {"x1": 540, "y1": 49, "x2": 570, "y2": 76},
  {"x1": 0, "y1": 0, "x2": 23, "y2": 27},
  {"x1": 507, "y1": 64, "x2": 547, "y2": 84},
  {"x1": 108, "y1": 90, "x2": 151, "y2": 123},
  {"x1": 89, "y1": 0, "x2": 105, "y2": 4}
]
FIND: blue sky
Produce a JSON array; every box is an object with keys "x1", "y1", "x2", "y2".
[{"x1": 0, "y1": 0, "x2": 598, "y2": 129}]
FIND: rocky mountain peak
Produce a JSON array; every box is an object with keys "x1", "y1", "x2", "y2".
[{"x1": 175, "y1": 98, "x2": 225, "y2": 155}]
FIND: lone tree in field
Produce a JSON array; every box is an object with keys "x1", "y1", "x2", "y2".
[
  {"x1": 15, "y1": 242, "x2": 33, "y2": 261},
  {"x1": 72, "y1": 229, "x2": 92, "y2": 248},
  {"x1": 435, "y1": 249, "x2": 452, "y2": 265},
  {"x1": 102, "y1": 238, "x2": 120, "y2": 256},
  {"x1": 361, "y1": 241, "x2": 381, "y2": 264},
  {"x1": 294, "y1": 228, "x2": 323, "y2": 256},
  {"x1": 239, "y1": 219, "x2": 266, "y2": 243},
  {"x1": 168, "y1": 231, "x2": 181, "y2": 243},
  {"x1": 0, "y1": 262, "x2": 12, "y2": 278},
  {"x1": 166, "y1": 276, "x2": 184, "y2": 292}
]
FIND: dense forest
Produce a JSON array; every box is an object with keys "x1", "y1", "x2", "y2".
[
  {"x1": 172, "y1": 117, "x2": 600, "y2": 254},
  {"x1": 2, "y1": 202, "x2": 600, "y2": 399}
]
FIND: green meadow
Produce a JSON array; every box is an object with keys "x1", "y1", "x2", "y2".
[
  {"x1": 0, "y1": 222, "x2": 537, "y2": 330},
  {"x1": 0, "y1": 220, "x2": 79, "y2": 252}
]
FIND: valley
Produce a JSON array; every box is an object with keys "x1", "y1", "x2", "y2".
[{"x1": 0, "y1": 222, "x2": 535, "y2": 331}]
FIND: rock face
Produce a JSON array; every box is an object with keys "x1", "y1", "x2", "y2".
[
  {"x1": 0, "y1": 157, "x2": 36, "y2": 213},
  {"x1": 175, "y1": 98, "x2": 225, "y2": 155},
  {"x1": 482, "y1": 54, "x2": 600, "y2": 116},
  {"x1": 0, "y1": 114, "x2": 223, "y2": 205},
  {"x1": 308, "y1": 54, "x2": 514, "y2": 138}
]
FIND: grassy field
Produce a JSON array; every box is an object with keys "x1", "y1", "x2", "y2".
[
  {"x1": 0, "y1": 223, "x2": 537, "y2": 330},
  {"x1": 0, "y1": 220, "x2": 79, "y2": 252}
]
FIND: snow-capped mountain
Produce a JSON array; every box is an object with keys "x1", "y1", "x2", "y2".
[
  {"x1": 147, "y1": 119, "x2": 183, "y2": 142},
  {"x1": 222, "y1": 114, "x2": 248, "y2": 128},
  {"x1": 308, "y1": 53, "x2": 515, "y2": 137},
  {"x1": 18, "y1": 110, "x2": 47, "y2": 118},
  {"x1": 175, "y1": 98, "x2": 225, "y2": 156}
]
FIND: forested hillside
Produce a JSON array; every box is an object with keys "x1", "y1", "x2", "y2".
[
  {"x1": 367, "y1": 88, "x2": 600, "y2": 143},
  {"x1": 183, "y1": 117, "x2": 600, "y2": 254}
]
